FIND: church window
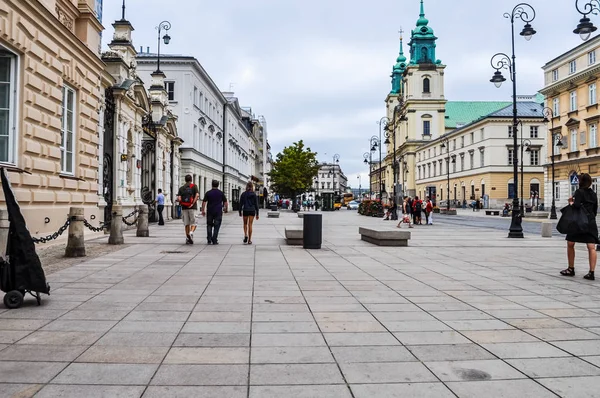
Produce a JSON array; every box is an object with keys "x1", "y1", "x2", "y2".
[
  {"x1": 423, "y1": 120, "x2": 431, "y2": 136},
  {"x1": 423, "y1": 78, "x2": 430, "y2": 93}
]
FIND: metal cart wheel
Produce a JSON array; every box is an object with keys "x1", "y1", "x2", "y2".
[{"x1": 3, "y1": 290, "x2": 24, "y2": 309}]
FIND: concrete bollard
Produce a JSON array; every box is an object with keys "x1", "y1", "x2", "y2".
[
  {"x1": 541, "y1": 221, "x2": 553, "y2": 238},
  {"x1": 0, "y1": 209, "x2": 8, "y2": 258},
  {"x1": 65, "y1": 207, "x2": 86, "y2": 257},
  {"x1": 136, "y1": 205, "x2": 149, "y2": 237},
  {"x1": 108, "y1": 205, "x2": 124, "y2": 245}
]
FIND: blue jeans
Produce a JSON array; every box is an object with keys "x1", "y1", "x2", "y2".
[{"x1": 206, "y1": 213, "x2": 222, "y2": 243}]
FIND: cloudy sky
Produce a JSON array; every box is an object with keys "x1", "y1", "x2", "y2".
[{"x1": 102, "y1": 0, "x2": 587, "y2": 188}]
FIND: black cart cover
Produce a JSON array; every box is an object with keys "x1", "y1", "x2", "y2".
[{"x1": 0, "y1": 168, "x2": 49, "y2": 294}]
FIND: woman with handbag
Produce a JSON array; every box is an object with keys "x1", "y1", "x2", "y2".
[{"x1": 560, "y1": 173, "x2": 599, "y2": 280}]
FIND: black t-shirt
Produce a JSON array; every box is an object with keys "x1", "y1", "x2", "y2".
[
  {"x1": 203, "y1": 189, "x2": 227, "y2": 215},
  {"x1": 178, "y1": 183, "x2": 200, "y2": 210}
]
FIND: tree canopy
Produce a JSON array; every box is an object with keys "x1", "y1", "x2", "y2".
[{"x1": 269, "y1": 140, "x2": 319, "y2": 198}]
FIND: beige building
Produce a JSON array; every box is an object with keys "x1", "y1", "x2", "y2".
[
  {"x1": 414, "y1": 101, "x2": 546, "y2": 208},
  {"x1": 0, "y1": 0, "x2": 104, "y2": 236},
  {"x1": 540, "y1": 35, "x2": 600, "y2": 211}
]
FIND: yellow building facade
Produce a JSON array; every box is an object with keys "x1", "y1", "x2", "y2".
[
  {"x1": 540, "y1": 35, "x2": 600, "y2": 210},
  {"x1": 0, "y1": 0, "x2": 104, "y2": 236}
]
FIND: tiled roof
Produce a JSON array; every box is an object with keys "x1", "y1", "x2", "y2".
[
  {"x1": 445, "y1": 101, "x2": 511, "y2": 129},
  {"x1": 488, "y1": 102, "x2": 544, "y2": 118}
]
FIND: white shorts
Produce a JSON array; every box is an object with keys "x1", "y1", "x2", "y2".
[{"x1": 181, "y1": 209, "x2": 196, "y2": 226}]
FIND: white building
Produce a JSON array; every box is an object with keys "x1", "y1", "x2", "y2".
[{"x1": 313, "y1": 163, "x2": 348, "y2": 197}]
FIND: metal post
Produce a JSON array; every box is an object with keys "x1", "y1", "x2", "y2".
[
  {"x1": 65, "y1": 207, "x2": 86, "y2": 257},
  {"x1": 545, "y1": 108, "x2": 558, "y2": 219},
  {"x1": 509, "y1": 12, "x2": 523, "y2": 238}
]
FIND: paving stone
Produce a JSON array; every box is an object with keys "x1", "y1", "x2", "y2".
[
  {"x1": 525, "y1": 327, "x2": 600, "y2": 341},
  {"x1": 323, "y1": 332, "x2": 400, "y2": 346},
  {"x1": 0, "y1": 330, "x2": 32, "y2": 344},
  {"x1": 394, "y1": 331, "x2": 471, "y2": 345},
  {"x1": 250, "y1": 385, "x2": 352, "y2": 398},
  {"x1": 163, "y1": 347, "x2": 249, "y2": 364},
  {"x1": 444, "y1": 320, "x2": 515, "y2": 331},
  {"x1": 16, "y1": 331, "x2": 103, "y2": 346},
  {"x1": 250, "y1": 363, "x2": 344, "y2": 385},
  {"x1": 173, "y1": 333, "x2": 250, "y2": 347},
  {"x1": 507, "y1": 357, "x2": 600, "y2": 378},
  {"x1": 251, "y1": 333, "x2": 327, "y2": 347},
  {"x1": 41, "y1": 320, "x2": 118, "y2": 333},
  {"x1": 0, "y1": 384, "x2": 43, "y2": 398},
  {"x1": 34, "y1": 385, "x2": 145, "y2": 398},
  {"x1": 482, "y1": 342, "x2": 571, "y2": 359},
  {"x1": 60, "y1": 310, "x2": 130, "y2": 321},
  {"x1": 0, "y1": 361, "x2": 67, "y2": 383},
  {"x1": 95, "y1": 332, "x2": 178, "y2": 347},
  {"x1": 188, "y1": 312, "x2": 251, "y2": 322},
  {"x1": 123, "y1": 310, "x2": 190, "y2": 322},
  {"x1": 350, "y1": 383, "x2": 456, "y2": 398},
  {"x1": 446, "y1": 379, "x2": 559, "y2": 398},
  {"x1": 75, "y1": 346, "x2": 169, "y2": 364},
  {"x1": 51, "y1": 363, "x2": 158, "y2": 385},
  {"x1": 252, "y1": 312, "x2": 314, "y2": 322},
  {"x1": 151, "y1": 364, "x2": 248, "y2": 385},
  {"x1": 407, "y1": 344, "x2": 495, "y2": 361},
  {"x1": 424, "y1": 359, "x2": 528, "y2": 382},
  {"x1": 538, "y1": 375, "x2": 600, "y2": 397},
  {"x1": 182, "y1": 322, "x2": 250, "y2": 334},
  {"x1": 251, "y1": 346, "x2": 334, "y2": 364},
  {"x1": 111, "y1": 321, "x2": 184, "y2": 333},
  {"x1": 317, "y1": 321, "x2": 387, "y2": 333},
  {"x1": 339, "y1": 362, "x2": 438, "y2": 383},
  {"x1": 461, "y1": 330, "x2": 539, "y2": 344},
  {"x1": 331, "y1": 346, "x2": 416, "y2": 363},
  {"x1": 143, "y1": 386, "x2": 247, "y2": 398},
  {"x1": 0, "y1": 345, "x2": 88, "y2": 362},
  {"x1": 251, "y1": 322, "x2": 319, "y2": 333},
  {"x1": 0, "y1": 319, "x2": 51, "y2": 331}
]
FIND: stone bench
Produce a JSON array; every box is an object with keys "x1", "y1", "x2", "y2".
[
  {"x1": 358, "y1": 227, "x2": 410, "y2": 247},
  {"x1": 524, "y1": 211, "x2": 550, "y2": 219},
  {"x1": 285, "y1": 227, "x2": 303, "y2": 246},
  {"x1": 485, "y1": 210, "x2": 500, "y2": 216},
  {"x1": 267, "y1": 211, "x2": 280, "y2": 218}
]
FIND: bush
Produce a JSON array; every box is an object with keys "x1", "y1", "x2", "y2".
[{"x1": 358, "y1": 199, "x2": 383, "y2": 216}]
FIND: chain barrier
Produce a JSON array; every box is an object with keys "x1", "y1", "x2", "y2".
[
  {"x1": 83, "y1": 219, "x2": 107, "y2": 232},
  {"x1": 32, "y1": 218, "x2": 70, "y2": 244},
  {"x1": 121, "y1": 209, "x2": 139, "y2": 227}
]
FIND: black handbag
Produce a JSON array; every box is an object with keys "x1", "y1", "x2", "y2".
[{"x1": 557, "y1": 205, "x2": 591, "y2": 235}]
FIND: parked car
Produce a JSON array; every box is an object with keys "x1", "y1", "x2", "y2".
[{"x1": 347, "y1": 201, "x2": 359, "y2": 210}]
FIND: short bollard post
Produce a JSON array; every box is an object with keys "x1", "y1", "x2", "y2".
[
  {"x1": 65, "y1": 207, "x2": 86, "y2": 257},
  {"x1": 136, "y1": 205, "x2": 149, "y2": 237},
  {"x1": 109, "y1": 205, "x2": 124, "y2": 245},
  {"x1": 541, "y1": 221, "x2": 553, "y2": 238},
  {"x1": 0, "y1": 209, "x2": 9, "y2": 258}
]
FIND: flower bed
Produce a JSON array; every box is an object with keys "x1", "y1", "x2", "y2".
[{"x1": 358, "y1": 199, "x2": 384, "y2": 217}]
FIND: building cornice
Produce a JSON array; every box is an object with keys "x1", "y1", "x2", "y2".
[{"x1": 540, "y1": 64, "x2": 600, "y2": 95}]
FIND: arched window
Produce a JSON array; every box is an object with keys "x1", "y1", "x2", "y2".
[{"x1": 423, "y1": 77, "x2": 430, "y2": 93}]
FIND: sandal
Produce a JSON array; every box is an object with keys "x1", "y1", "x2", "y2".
[
  {"x1": 560, "y1": 267, "x2": 575, "y2": 276},
  {"x1": 248, "y1": 240, "x2": 252, "y2": 245},
  {"x1": 584, "y1": 271, "x2": 595, "y2": 280}
]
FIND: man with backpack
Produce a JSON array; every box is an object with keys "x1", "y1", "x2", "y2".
[
  {"x1": 425, "y1": 196, "x2": 434, "y2": 225},
  {"x1": 177, "y1": 175, "x2": 199, "y2": 244},
  {"x1": 201, "y1": 180, "x2": 228, "y2": 245}
]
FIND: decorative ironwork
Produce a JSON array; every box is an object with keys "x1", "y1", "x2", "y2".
[
  {"x1": 103, "y1": 88, "x2": 116, "y2": 227},
  {"x1": 32, "y1": 218, "x2": 70, "y2": 244},
  {"x1": 141, "y1": 140, "x2": 157, "y2": 223}
]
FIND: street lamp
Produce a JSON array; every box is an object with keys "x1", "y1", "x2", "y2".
[
  {"x1": 357, "y1": 175, "x2": 362, "y2": 199},
  {"x1": 489, "y1": 2, "x2": 536, "y2": 239},
  {"x1": 370, "y1": 136, "x2": 380, "y2": 198},
  {"x1": 155, "y1": 21, "x2": 172, "y2": 73},
  {"x1": 384, "y1": 101, "x2": 408, "y2": 219},
  {"x1": 543, "y1": 107, "x2": 563, "y2": 219},
  {"x1": 332, "y1": 154, "x2": 340, "y2": 195},
  {"x1": 377, "y1": 118, "x2": 388, "y2": 198},
  {"x1": 574, "y1": 0, "x2": 599, "y2": 41}
]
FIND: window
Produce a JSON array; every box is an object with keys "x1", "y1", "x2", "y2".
[
  {"x1": 552, "y1": 69, "x2": 559, "y2": 82},
  {"x1": 508, "y1": 148, "x2": 514, "y2": 165},
  {"x1": 423, "y1": 77, "x2": 430, "y2": 93},
  {"x1": 452, "y1": 139, "x2": 456, "y2": 150},
  {"x1": 570, "y1": 128, "x2": 577, "y2": 150},
  {"x1": 469, "y1": 152, "x2": 474, "y2": 169},
  {"x1": 554, "y1": 182, "x2": 560, "y2": 200},
  {"x1": 0, "y1": 52, "x2": 16, "y2": 164},
  {"x1": 530, "y1": 149, "x2": 539, "y2": 166},
  {"x1": 428, "y1": 149, "x2": 431, "y2": 158},
  {"x1": 480, "y1": 149, "x2": 485, "y2": 167},
  {"x1": 452, "y1": 157, "x2": 457, "y2": 173},
  {"x1": 553, "y1": 97, "x2": 560, "y2": 115},
  {"x1": 433, "y1": 162, "x2": 437, "y2": 176},
  {"x1": 428, "y1": 164, "x2": 431, "y2": 178},
  {"x1": 327, "y1": 182, "x2": 331, "y2": 189},
  {"x1": 461, "y1": 136, "x2": 465, "y2": 148},
  {"x1": 530, "y1": 126, "x2": 538, "y2": 138},
  {"x1": 590, "y1": 50, "x2": 597, "y2": 65},
  {"x1": 193, "y1": 86, "x2": 198, "y2": 106},
  {"x1": 508, "y1": 182, "x2": 516, "y2": 199},
  {"x1": 480, "y1": 128, "x2": 485, "y2": 140},
  {"x1": 590, "y1": 83, "x2": 597, "y2": 105},
  {"x1": 460, "y1": 155, "x2": 464, "y2": 171},
  {"x1": 418, "y1": 166, "x2": 421, "y2": 179},
  {"x1": 470, "y1": 132, "x2": 474, "y2": 144},
  {"x1": 508, "y1": 126, "x2": 514, "y2": 138},
  {"x1": 164, "y1": 81, "x2": 175, "y2": 101},
  {"x1": 570, "y1": 91, "x2": 577, "y2": 111},
  {"x1": 591, "y1": 124, "x2": 598, "y2": 148},
  {"x1": 60, "y1": 85, "x2": 76, "y2": 174},
  {"x1": 569, "y1": 60, "x2": 577, "y2": 74},
  {"x1": 423, "y1": 120, "x2": 431, "y2": 136},
  {"x1": 321, "y1": 182, "x2": 325, "y2": 189}
]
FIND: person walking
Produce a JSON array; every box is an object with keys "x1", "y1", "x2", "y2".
[
  {"x1": 156, "y1": 189, "x2": 165, "y2": 225},
  {"x1": 239, "y1": 182, "x2": 260, "y2": 244},
  {"x1": 560, "y1": 173, "x2": 599, "y2": 280},
  {"x1": 201, "y1": 180, "x2": 228, "y2": 245},
  {"x1": 425, "y1": 196, "x2": 434, "y2": 225},
  {"x1": 413, "y1": 196, "x2": 423, "y2": 225},
  {"x1": 177, "y1": 175, "x2": 199, "y2": 244}
]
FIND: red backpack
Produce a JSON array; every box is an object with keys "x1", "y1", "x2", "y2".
[{"x1": 179, "y1": 184, "x2": 195, "y2": 208}]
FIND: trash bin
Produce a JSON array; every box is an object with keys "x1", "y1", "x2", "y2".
[
  {"x1": 270, "y1": 204, "x2": 277, "y2": 211},
  {"x1": 303, "y1": 213, "x2": 322, "y2": 249}
]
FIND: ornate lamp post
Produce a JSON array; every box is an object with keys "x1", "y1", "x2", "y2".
[
  {"x1": 332, "y1": 154, "x2": 340, "y2": 195},
  {"x1": 574, "y1": 0, "x2": 600, "y2": 41},
  {"x1": 370, "y1": 136, "x2": 380, "y2": 198},
  {"x1": 357, "y1": 175, "x2": 362, "y2": 199},
  {"x1": 155, "y1": 21, "x2": 172, "y2": 73},
  {"x1": 363, "y1": 152, "x2": 371, "y2": 198},
  {"x1": 489, "y1": 2, "x2": 537, "y2": 238},
  {"x1": 543, "y1": 107, "x2": 563, "y2": 219},
  {"x1": 384, "y1": 101, "x2": 408, "y2": 219},
  {"x1": 377, "y1": 118, "x2": 387, "y2": 198}
]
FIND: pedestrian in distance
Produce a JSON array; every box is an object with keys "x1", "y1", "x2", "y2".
[
  {"x1": 177, "y1": 174, "x2": 199, "y2": 245},
  {"x1": 155, "y1": 189, "x2": 165, "y2": 225},
  {"x1": 397, "y1": 196, "x2": 413, "y2": 228},
  {"x1": 560, "y1": 173, "x2": 599, "y2": 280},
  {"x1": 413, "y1": 196, "x2": 423, "y2": 225},
  {"x1": 239, "y1": 181, "x2": 260, "y2": 244},
  {"x1": 425, "y1": 196, "x2": 434, "y2": 225},
  {"x1": 201, "y1": 180, "x2": 228, "y2": 245}
]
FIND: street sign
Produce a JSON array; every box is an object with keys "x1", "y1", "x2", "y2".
[{"x1": 570, "y1": 174, "x2": 579, "y2": 185}]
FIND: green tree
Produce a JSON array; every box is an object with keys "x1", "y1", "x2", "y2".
[{"x1": 269, "y1": 140, "x2": 320, "y2": 200}]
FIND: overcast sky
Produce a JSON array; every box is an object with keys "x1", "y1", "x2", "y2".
[{"x1": 102, "y1": 0, "x2": 587, "y2": 189}]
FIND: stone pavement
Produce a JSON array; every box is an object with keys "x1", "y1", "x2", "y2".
[{"x1": 0, "y1": 210, "x2": 599, "y2": 397}]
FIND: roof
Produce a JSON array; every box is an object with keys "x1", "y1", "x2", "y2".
[
  {"x1": 444, "y1": 101, "x2": 511, "y2": 129},
  {"x1": 488, "y1": 101, "x2": 544, "y2": 118}
]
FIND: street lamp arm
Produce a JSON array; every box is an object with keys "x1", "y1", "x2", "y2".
[
  {"x1": 505, "y1": 3, "x2": 536, "y2": 23},
  {"x1": 576, "y1": 0, "x2": 600, "y2": 17},
  {"x1": 490, "y1": 53, "x2": 513, "y2": 76}
]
